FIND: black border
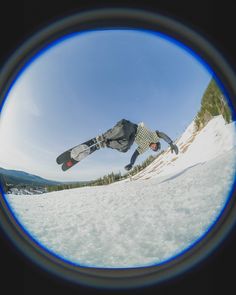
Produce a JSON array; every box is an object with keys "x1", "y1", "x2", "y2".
[{"x1": 0, "y1": 8, "x2": 236, "y2": 290}]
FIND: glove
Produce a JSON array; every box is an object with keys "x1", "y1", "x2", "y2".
[
  {"x1": 170, "y1": 142, "x2": 178, "y2": 155},
  {"x1": 125, "y1": 164, "x2": 133, "y2": 171}
]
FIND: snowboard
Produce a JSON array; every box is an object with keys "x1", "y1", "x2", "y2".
[{"x1": 56, "y1": 138, "x2": 100, "y2": 171}]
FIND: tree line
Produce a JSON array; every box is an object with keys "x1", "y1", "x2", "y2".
[
  {"x1": 47, "y1": 181, "x2": 88, "y2": 192},
  {"x1": 195, "y1": 78, "x2": 232, "y2": 130},
  {"x1": 45, "y1": 153, "x2": 160, "y2": 192}
]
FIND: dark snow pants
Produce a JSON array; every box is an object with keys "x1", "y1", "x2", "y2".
[{"x1": 103, "y1": 119, "x2": 138, "y2": 152}]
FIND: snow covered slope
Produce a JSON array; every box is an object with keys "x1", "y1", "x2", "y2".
[
  {"x1": 133, "y1": 115, "x2": 236, "y2": 180},
  {"x1": 5, "y1": 115, "x2": 236, "y2": 268}
]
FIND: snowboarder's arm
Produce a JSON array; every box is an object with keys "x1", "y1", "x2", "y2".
[
  {"x1": 155, "y1": 130, "x2": 172, "y2": 144},
  {"x1": 130, "y1": 149, "x2": 139, "y2": 165},
  {"x1": 124, "y1": 149, "x2": 139, "y2": 171},
  {"x1": 156, "y1": 131, "x2": 179, "y2": 155}
]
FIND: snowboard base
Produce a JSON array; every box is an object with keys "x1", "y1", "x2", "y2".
[
  {"x1": 56, "y1": 137, "x2": 102, "y2": 171},
  {"x1": 62, "y1": 158, "x2": 79, "y2": 171}
]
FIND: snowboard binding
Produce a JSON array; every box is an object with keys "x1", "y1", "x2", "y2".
[{"x1": 96, "y1": 134, "x2": 107, "y2": 148}]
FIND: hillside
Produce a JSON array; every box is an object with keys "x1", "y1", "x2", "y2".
[
  {"x1": 131, "y1": 115, "x2": 236, "y2": 181},
  {"x1": 0, "y1": 167, "x2": 87, "y2": 194},
  {"x1": 0, "y1": 167, "x2": 61, "y2": 186},
  {"x1": 195, "y1": 78, "x2": 232, "y2": 130},
  {"x1": 0, "y1": 168, "x2": 59, "y2": 194}
]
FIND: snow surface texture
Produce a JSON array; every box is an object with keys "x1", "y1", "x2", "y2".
[{"x1": 5, "y1": 116, "x2": 236, "y2": 268}]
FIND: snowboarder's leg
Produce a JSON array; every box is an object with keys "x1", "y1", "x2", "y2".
[{"x1": 101, "y1": 119, "x2": 137, "y2": 152}]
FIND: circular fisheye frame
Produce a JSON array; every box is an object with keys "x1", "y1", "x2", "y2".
[{"x1": 0, "y1": 8, "x2": 236, "y2": 290}]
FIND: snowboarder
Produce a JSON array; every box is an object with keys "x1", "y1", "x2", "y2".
[{"x1": 56, "y1": 119, "x2": 178, "y2": 171}]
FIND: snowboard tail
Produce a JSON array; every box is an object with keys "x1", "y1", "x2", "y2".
[{"x1": 56, "y1": 149, "x2": 72, "y2": 165}]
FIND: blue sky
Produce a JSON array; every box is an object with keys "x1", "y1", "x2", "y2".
[{"x1": 0, "y1": 29, "x2": 212, "y2": 181}]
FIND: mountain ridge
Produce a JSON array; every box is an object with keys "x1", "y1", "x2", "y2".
[{"x1": 0, "y1": 167, "x2": 61, "y2": 186}]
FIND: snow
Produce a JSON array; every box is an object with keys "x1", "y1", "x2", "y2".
[
  {"x1": 5, "y1": 115, "x2": 236, "y2": 268},
  {"x1": 132, "y1": 115, "x2": 236, "y2": 180}
]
